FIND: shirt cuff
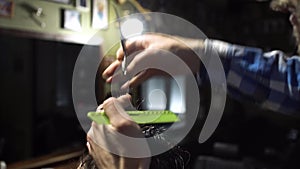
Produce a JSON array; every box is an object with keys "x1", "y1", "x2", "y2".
[{"x1": 204, "y1": 39, "x2": 231, "y2": 58}]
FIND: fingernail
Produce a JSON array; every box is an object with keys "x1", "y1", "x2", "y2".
[
  {"x1": 102, "y1": 73, "x2": 108, "y2": 79},
  {"x1": 86, "y1": 141, "x2": 92, "y2": 152},
  {"x1": 121, "y1": 81, "x2": 130, "y2": 90},
  {"x1": 106, "y1": 77, "x2": 112, "y2": 83},
  {"x1": 96, "y1": 104, "x2": 103, "y2": 112}
]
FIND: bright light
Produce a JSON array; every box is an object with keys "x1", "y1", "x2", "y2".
[
  {"x1": 148, "y1": 89, "x2": 167, "y2": 110},
  {"x1": 120, "y1": 18, "x2": 144, "y2": 39}
]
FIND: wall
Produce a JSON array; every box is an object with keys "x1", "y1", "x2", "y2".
[
  {"x1": 0, "y1": 0, "x2": 135, "y2": 52},
  {"x1": 0, "y1": 0, "x2": 145, "y2": 163}
]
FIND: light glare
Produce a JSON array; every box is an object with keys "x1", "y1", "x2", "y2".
[{"x1": 121, "y1": 18, "x2": 144, "y2": 39}]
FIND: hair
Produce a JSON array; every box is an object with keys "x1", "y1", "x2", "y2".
[
  {"x1": 270, "y1": 0, "x2": 293, "y2": 11},
  {"x1": 270, "y1": 0, "x2": 300, "y2": 54},
  {"x1": 77, "y1": 124, "x2": 191, "y2": 169}
]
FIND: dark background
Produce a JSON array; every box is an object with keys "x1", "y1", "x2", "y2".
[
  {"x1": 139, "y1": 0, "x2": 294, "y2": 53},
  {"x1": 0, "y1": 0, "x2": 299, "y2": 168}
]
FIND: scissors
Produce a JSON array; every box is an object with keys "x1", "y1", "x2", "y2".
[
  {"x1": 120, "y1": 37, "x2": 128, "y2": 75},
  {"x1": 115, "y1": 9, "x2": 128, "y2": 76}
]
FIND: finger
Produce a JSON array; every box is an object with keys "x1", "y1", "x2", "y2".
[
  {"x1": 116, "y1": 35, "x2": 149, "y2": 61},
  {"x1": 87, "y1": 129, "x2": 116, "y2": 167},
  {"x1": 102, "y1": 98, "x2": 140, "y2": 134},
  {"x1": 116, "y1": 47, "x2": 124, "y2": 61},
  {"x1": 102, "y1": 97, "x2": 131, "y2": 122},
  {"x1": 108, "y1": 50, "x2": 147, "y2": 85},
  {"x1": 86, "y1": 128, "x2": 95, "y2": 153},
  {"x1": 86, "y1": 141, "x2": 92, "y2": 153},
  {"x1": 107, "y1": 69, "x2": 131, "y2": 85},
  {"x1": 102, "y1": 60, "x2": 121, "y2": 80},
  {"x1": 96, "y1": 104, "x2": 103, "y2": 112},
  {"x1": 121, "y1": 70, "x2": 150, "y2": 89},
  {"x1": 103, "y1": 59, "x2": 138, "y2": 85},
  {"x1": 121, "y1": 69, "x2": 168, "y2": 89},
  {"x1": 116, "y1": 94, "x2": 133, "y2": 109},
  {"x1": 89, "y1": 121, "x2": 149, "y2": 157},
  {"x1": 126, "y1": 36, "x2": 149, "y2": 54}
]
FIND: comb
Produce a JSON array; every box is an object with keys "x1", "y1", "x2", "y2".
[{"x1": 87, "y1": 110, "x2": 179, "y2": 124}]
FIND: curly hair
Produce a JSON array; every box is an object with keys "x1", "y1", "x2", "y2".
[
  {"x1": 77, "y1": 124, "x2": 191, "y2": 169},
  {"x1": 270, "y1": 0, "x2": 297, "y2": 12}
]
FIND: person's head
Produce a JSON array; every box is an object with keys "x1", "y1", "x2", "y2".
[
  {"x1": 271, "y1": 0, "x2": 300, "y2": 54},
  {"x1": 77, "y1": 125, "x2": 190, "y2": 169}
]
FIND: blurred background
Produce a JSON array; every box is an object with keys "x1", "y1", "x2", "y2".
[{"x1": 0, "y1": 0, "x2": 299, "y2": 168}]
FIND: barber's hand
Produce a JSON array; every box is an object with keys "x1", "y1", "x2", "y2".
[
  {"x1": 87, "y1": 95, "x2": 150, "y2": 169},
  {"x1": 102, "y1": 34, "x2": 204, "y2": 88}
]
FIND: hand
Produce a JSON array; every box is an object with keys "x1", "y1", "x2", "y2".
[
  {"x1": 102, "y1": 34, "x2": 204, "y2": 88},
  {"x1": 86, "y1": 95, "x2": 150, "y2": 169}
]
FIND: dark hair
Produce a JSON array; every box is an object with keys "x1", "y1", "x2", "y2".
[
  {"x1": 78, "y1": 152, "x2": 98, "y2": 169},
  {"x1": 78, "y1": 124, "x2": 191, "y2": 169},
  {"x1": 270, "y1": 0, "x2": 294, "y2": 12}
]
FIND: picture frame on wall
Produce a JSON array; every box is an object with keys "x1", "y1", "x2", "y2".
[
  {"x1": 92, "y1": 0, "x2": 108, "y2": 30},
  {"x1": 0, "y1": 0, "x2": 14, "y2": 18},
  {"x1": 62, "y1": 9, "x2": 82, "y2": 32},
  {"x1": 76, "y1": 0, "x2": 90, "y2": 11},
  {"x1": 44, "y1": 0, "x2": 72, "y2": 4}
]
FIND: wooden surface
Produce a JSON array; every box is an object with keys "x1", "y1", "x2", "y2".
[{"x1": 7, "y1": 147, "x2": 85, "y2": 169}]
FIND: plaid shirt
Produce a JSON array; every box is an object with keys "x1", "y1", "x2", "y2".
[{"x1": 205, "y1": 40, "x2": 300, "y2": 116}]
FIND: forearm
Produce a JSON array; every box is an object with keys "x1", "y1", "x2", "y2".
[{"x1": 204, "y1": 39, "x2": 300, "y2": 115}]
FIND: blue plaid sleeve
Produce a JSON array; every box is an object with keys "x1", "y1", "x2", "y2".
[{"x1": 205, "y1": 39, "x2": 300, "y2": 116}]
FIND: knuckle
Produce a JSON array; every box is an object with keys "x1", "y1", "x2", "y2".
[
  {"x1": 114, "y1": 119, "x2": 133, "y2": 131},
  {"x1": 103, "y1": 97, "x2": 117, "y2": 107}
]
